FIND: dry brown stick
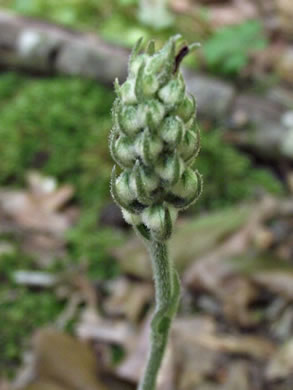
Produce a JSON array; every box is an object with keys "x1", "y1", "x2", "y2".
[{"x1": 0, "y1": 10, "x2": 129, "y2": 84}]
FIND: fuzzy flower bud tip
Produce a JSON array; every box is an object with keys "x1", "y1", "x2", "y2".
[{"x1": 110, "y1": 35, "x2": 202, "y2": 241}]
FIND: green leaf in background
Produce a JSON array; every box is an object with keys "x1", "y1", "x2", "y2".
[{"x1": 203, "y1": 20, "x2": 268, "y2": 75}]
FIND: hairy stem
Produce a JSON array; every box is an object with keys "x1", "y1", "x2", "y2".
[{"x1": 138, "y1": 240, "x2": 180, "y2": 390}]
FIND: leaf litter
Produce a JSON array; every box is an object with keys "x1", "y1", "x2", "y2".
[{"x1": 2, "y1": 182, "x2": 293, "y2": 389}]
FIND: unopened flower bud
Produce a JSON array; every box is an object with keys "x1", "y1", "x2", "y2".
[
  {"x1": 135, "y1": 130, "x2": 163, "y2": 165},
  {"x1": 171, "y1": 168, "x2": 199, "y2": 199},
  {"x1": 119, "y1": 104, "x2": 144, "y2": 135},
  {"x1": 120, "y1": 80, "x2": 137, "y2": 105},
  {"x1": 141, "y1": 74, "x2": 159, "y2": 97},
  {"x1": 155, "y1": 154, "x2": 184, "y2": 185},
  {"x1": 115, "y1": 171, "x2": 136, "y2": 205},
  {"x1": 140, "y1": 166, "x2": 160, "y2": 193},
  {"x1": 145, "y1": 38, "x2": 175, "y2": 85},
  {"x1": 144, "y1": 99, "x2": 165, "y2": 129},
  {"x1": 159, "y1": 116, "x2": 184, "y2": 146},
  {"x1": 158, "y1": 74, "x2": 185, "y2": 109},
  {"x1": 175, "y1": 94, "x2": 196, "y2": 123},
  {"x1": 122, "y1": 208, "x2": 142, "y2": 225},
  {"x1": 113, "y1": 135, "x2": 136, "y2": 167},
  {"x1": 129, "y1": 53, "x2": 145, "y2": 77},
  {"x1": 179, "y1": 129, "x2": 200, "y2": 163},
  {"x1": 142, "y1": 204, "x2": 177, "y2": 241}
]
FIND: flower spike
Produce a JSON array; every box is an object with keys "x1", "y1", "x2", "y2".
[{"x1": 109, "y1": 36, "x2": 203, "y2": 390}]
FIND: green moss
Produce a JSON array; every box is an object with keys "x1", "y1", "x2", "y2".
[
  {"x1": 0, "y1": 249, "x2": 64, "y2": 376},
  {"x1": 196, "y1": 129, "x2": 282, "y2": 210}
]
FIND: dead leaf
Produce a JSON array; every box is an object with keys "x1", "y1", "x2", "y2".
[
  {"x1": 276, "y1": 0, "x2": 293, "y2": 37},
  {"x1": 219, "y1": 361, "x2": 250, "y2": 390},
  {"x1": 76, "y1": 308, "x2": 134, "y2": 347},
  {"x1": 173, "y1": 317, "x2": 275, "y2": 360},
  {"x1": 276, "y1": 47, "x2": 293, "y2": 84},
  {"x1": 24, "y1": 381, "x2": 69, "y2": 390},
  {"x1": 253, "y1": 271, "x2": 293, "y2": 300},
  {"x1": 183, "y1": 198, "x2": 278, "y2": 325},
  {"x1": 266, "y1": 339, "x2": 293, "y2": 380},
  {"x1": 30, "y1": 328, "x2": 109, "y2": 390},
  {"x1": 0, "y1": 171, "x2": 77, "y2": 265},
  {"x1": 208, "y1": 2, "x2": 257, "y2": 28},
  {"x1": 104, "y1": 277, "x2": 153, "y2": 323},
  {"x1": 0, "y1": 379, "x2": 11, "y2": 390},
  {"x1": 0, "y1": 172, "x2": 75, "y2": 235}
]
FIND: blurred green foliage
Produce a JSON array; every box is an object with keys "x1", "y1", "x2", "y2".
[
  {"x1": 199, "y1": 130, "x2": 281, "y2": 210},
  {"x1": 0, "y1": 249, "x2": 64, "y2": 375},
  {"x1": 203, "y1": 21, "x2": 267, "y2": 75}
]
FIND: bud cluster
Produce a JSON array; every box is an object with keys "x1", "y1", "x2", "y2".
[{"x1": 110, "y1": 35, "x2": 202, "y2": 241}]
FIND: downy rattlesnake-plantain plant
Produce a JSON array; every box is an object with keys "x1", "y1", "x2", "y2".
[{"x1": 109, "y1": 35, "x2": 202, "y2": 390}]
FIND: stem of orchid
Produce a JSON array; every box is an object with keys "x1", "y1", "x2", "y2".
[{"x1": 138, "y1": 240, "x2": 180, "y2": 390}]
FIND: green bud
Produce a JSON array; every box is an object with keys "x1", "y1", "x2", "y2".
[
  {"x1": 120, "y1": 80, "x2": 137, "y2": 105},
  {"x1": 129, "y1": 161, "x2": 153, "y2": 205},
  {"x1": 158, "y1": 74, "x2": 185, "y2": 109},
  {"x1": 121, "y1": 208, "x2": 142, "y2": 225},
  {"x1": 179, "y1": 129, "x2": 200, "y2": 163},
  {"x1": 159, "y1": 116, "x2": 184, "y2": 146},
  {"x1": 119, "y1": 104, "x2": 144, "y2": 135},
  {"x1": 129, "y1": 53, "x2": 146, "y2": 77},
  {"x1": 135, "y1": 130, "x2": 163, "y2": 165},
  {"x1": 155, "y1": 154, "x2": 184, "y2": 185},
  {"x1": 142, "y1": 204, "x2": 177, "y2": 241},
  {"x1": 144, "y1": 99, "x2": 165, "y2": 129},
  {"x1": 139, "y1": 165, "x2": 160, "y2": 193},
  {"x1": 145, "y1": 38, "x2": 175, "y2": 85},
  {"x1": 175, "y1": 94, "x2": 196, "y2": 123},
  {"x1": 112, "y1": 135, "x2": 136, "y2": 167},
  {"x1": 171, "y1": 168, "x2": 199, "y2": 199},
  {"x1": 141, "y1": 73, "x2": 159, "y2": 97},
  {"x1": 115, "y1": 171, "x2": 136, "y2": 205}
]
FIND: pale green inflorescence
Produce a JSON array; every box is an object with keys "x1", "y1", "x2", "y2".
[{"x1": 110, "y1": 35, "x2": 202, "y2": 242}]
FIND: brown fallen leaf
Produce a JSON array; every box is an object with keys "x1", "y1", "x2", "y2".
[
  {"x1": 104, "y1": 277, "x2": 153, "y2": 323},
  {"x1": 208, "y1": 1, "x2": 257, "y2": 28},
  {"x1": 30, "y1": 328, "x2": 109, "y2": 390},
  {"x1": 183, "y1": 198, "x2": 280, "y2": 325},
  {"x1": 0, "y1": 379, "x2": 11, "y2": 390},
  {"x1": 173, "y1": 317, "x2": 275, "y2": 360},
  {"x1": 24, "y1": 381, "x2": 69, "y2": 390},
  {"x1": 0, "y1": 172, "x2": 75, "y2": 235},
  {"x1": 183, "y1": 198, "x2": 276, "y2": 290},
  {"x1": 266, "y1": 339, "x2": 293, "y2": 380},
  {"x1": 219, "y1": 361, "x2": 250, "y2": 390},
  {"x1": 275, "y1": 47, "x2": 293, "y2": 84},
  {"x1": 76, "y1": 308, "x2": 134, "y2": 347},
  {"x1": 117, "y1": 314, "x2": 274, "y2": 390},
  {"x1": 0, "y1": 171, "x2": 77, "y2": 265},
  {"x1": 173, "y1": 317, "x2": 218, "y2": 390},
  {"x1": 276, "y1": 0, "x2": 293, "y2": 37},
  {"x1": 253, "y1": 271, "x2": 293, "y2": 300}
]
